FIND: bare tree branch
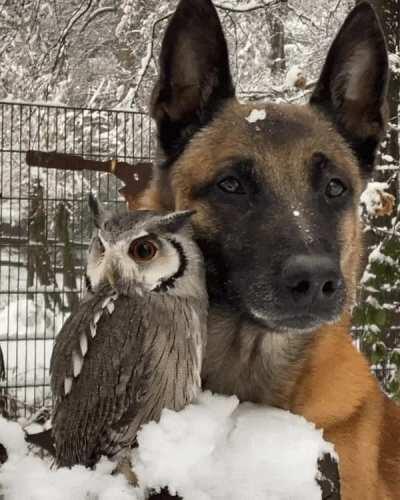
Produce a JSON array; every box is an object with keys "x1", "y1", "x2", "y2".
[
  {"x1": 286, "y1": 3, "x2": 322, "y2": 32},
  {"x1": 80, "y1": 6, "x2": 116, "y2": 33},
  {"x1": 131, "y1": 12, "x2": 172, "y2": 108},
  {"x1": 51, "y1": 0, "x2": 94, "y2": 73},
  {"x1": 222, "y1": 12, "x2": 240, "y2": 83},
  {"x1": 326, "y1": 0, "x2": 344, "y2": 32}
]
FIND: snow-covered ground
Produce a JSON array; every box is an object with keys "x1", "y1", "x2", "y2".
[
  {"x1": 0, "y1": 416, "x2": 139, "y2": 500},
  {"x1": 0, "y1": 392, "x2": 336, "y2": 500}
]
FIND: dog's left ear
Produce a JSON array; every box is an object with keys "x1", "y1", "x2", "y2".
[
  {"x1": 310, "y1": 2, "x2": 388, "y2": 174},
  {"x1": 151, "y1": 0, "x2": 234, "y2": 161}
]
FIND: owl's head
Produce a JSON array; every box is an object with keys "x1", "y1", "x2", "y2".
[{"x1": 86, "y1": 194, "x2": 205, "y2": 298}]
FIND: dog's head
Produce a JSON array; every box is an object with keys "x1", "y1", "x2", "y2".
[{"x1": 144, "y1": 0, "x2": 388, "y2": 334}]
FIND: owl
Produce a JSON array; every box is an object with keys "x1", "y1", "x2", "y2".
[{"x1": 50, "y1": 195, "x2": 208, "y2": 478}]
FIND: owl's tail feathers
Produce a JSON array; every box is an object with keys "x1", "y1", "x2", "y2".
[
  {"x1": 23, "y1": 406, "x2": 55, "y2": 456},
  {"x1": 25, "y1": 428, "x2": 56, "y2": 456},
  {"x1": 25, "y1": 427, "x2": 92, "y2": 468}
]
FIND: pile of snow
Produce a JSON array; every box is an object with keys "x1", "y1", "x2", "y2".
[
  {"x1": 0, "y1": 417, "x2": 143, "y2": 500},
  {"x1": 0, "y1": 392, "x2": 336, "y2": 500},
  {"x1": 135, "y1": 392, "x2": 335, "y2": 500},
  {"x1": 0, "y1": 199, "x2": 24, "y2": 227}
]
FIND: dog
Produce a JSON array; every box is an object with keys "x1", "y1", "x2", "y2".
[{"x1": 139, "y1": 0, "x2": 400, "y2": 498}]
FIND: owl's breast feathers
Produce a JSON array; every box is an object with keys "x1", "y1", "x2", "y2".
[{"x1": 50, "y1": 284, "x2": 207, "y2": 468}]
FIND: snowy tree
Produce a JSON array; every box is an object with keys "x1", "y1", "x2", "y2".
[
  {"x1": 0, "y1": 0, "x2": 354, "y2": 109},
  {"x1": 352, "y1": 0, "x2": 400, "y2": 400}
]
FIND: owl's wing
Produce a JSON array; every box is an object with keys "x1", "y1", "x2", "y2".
[
  {"x1": 50, "y1": 284, "x2": 116, "y2": 397},
  {"x1": 51, "y1": 287, "x2": 156, "y2": 466},
  {"x1": 108, "y1": 294, "x2": 206, "y2": 437}
]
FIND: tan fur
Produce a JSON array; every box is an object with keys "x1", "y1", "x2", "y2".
[
  {"x1": 139, "y1": 99, "x2": 400, "y2": 499},
  {"x1": 291, "y1": 317, "x2": 400, "y2": 499}
]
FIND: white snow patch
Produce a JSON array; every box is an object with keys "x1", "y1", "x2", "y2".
[
  {"x1": 0, "y1": 418, "x2": 142, "y2": 500},
  {"x1": 285, "y1": 65, "x2": 303, "y2": 87},
  {"x1": 368, "y1": 324, "x2": 381, "y2": 334},
  {"x1": 366, "y1": 296, "x2": 380, "y2": 309},
  {"x1": 20, "y1": 422, "x2": 44, "y2": 436},
  {"x1": 0, "y1": 294, "x2": 66, "y2": 411},
  {"x1": 245, "y1": 109, "x2": 266, "y2": 123},
  {"x1": 381, "y1": 154, "x2": 394, "y2": 163},
  {"x1": 0, "y1": 296, "x2": 64, "y2": 341},
  {"x1": 388, "y1": 52, "x2": 400, "y2": 73},
  {"x1": 369, "y1": 245, "x2": 396, "y2": 266},
  {"x1": 135, "y1": 392, "x2": 336, "y2": 500},
  {"x1": 360, "y1": 271, "x2": 376, "y2": 285}
]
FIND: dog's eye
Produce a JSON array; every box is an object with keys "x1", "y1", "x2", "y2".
[
  {"x1": 218, "y1": 176, "x2": 245, "y2": 194},
  {"x1": 325, "y1": 179, "x2": 347, "y2": 198}
]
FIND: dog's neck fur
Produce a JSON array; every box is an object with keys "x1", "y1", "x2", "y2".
[{"x1": 202, "y1": 304, "x2": 314, "y2": 409}]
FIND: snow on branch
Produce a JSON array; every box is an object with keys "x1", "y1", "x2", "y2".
[
  {"x1": 80, "y1": 6, "x2": 116, "y2": 33},
  {"x1": 286, "y1": 4, "x2": 322, "y2": 32},
  {"x1": 214, "y1": 0, "x2": 283, "y2": 13}
]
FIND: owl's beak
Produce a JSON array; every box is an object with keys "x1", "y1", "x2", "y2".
[{"x1": 105, "y1": 261, "x2": 119, "y2": 288}]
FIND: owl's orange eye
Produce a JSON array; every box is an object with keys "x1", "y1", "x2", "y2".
[{"x1": 129, "y1": 239, "x2": 158, "y2": 261}]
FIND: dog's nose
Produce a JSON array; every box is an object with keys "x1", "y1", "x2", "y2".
[{"x1": 281, "y1": 255, "x2": 342, "y2": 310}]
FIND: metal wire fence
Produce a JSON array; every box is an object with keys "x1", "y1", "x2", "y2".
[
  {"x1": 0, "y1": 100, "x2": 398, "y2": 419},
  {"x1": 0, "y1": 101, "x2": 155, "y2": 418}
]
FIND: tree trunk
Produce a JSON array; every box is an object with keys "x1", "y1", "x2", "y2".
[
  {"x1": 28, "y1": 179, "x2": 62, "y2": 311},
  {"x1": 268, "y1": 2, "x2": 287, "y2": 81},
  {"x1": 354, "y1": 0, "x2": 400, "y2": 397},
  {"x1": 55, "y1": 203, "x2": 79, "y2": 312},
  {"x1": 359, "y1": 1, "x2": 400, "y2": 174}
]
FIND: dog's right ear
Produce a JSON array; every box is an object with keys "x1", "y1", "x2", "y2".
[
  {"x1": 310, "y1": 2, "x2": 388, "y2": 174},
  {"x1": 151, "y1": 0, "x2": 234, "y2": 161}
]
